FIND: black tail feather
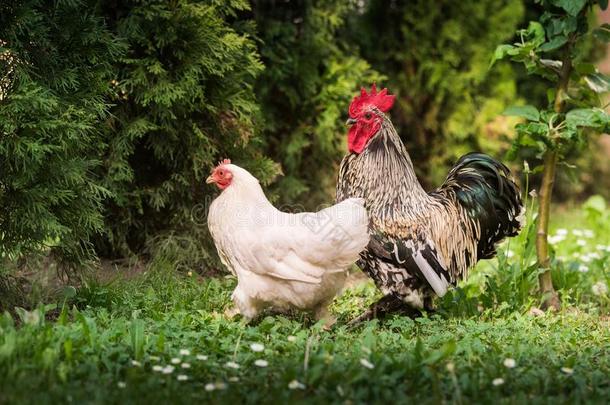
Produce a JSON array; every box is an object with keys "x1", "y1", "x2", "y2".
[{"x1": 436, "y1": 153, "x2": 524, "y2": 260}]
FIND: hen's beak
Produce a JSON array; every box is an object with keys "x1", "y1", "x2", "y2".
[
  {"x1": 345, "y1": 117, "x2": 357, "y2": 126},
  {"x1": 205, "y1": 175, "x2": 215, "y2": 184}
]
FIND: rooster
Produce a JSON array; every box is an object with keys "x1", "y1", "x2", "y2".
[
  {"x1": 207, "y1": 159, "x2": 369, "y2": 325},
  {"x1": 336, "y1": 85, "x2": 524, "y2": 321}
]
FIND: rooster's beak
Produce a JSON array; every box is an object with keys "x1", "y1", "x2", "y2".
[
  {"x1": 345, "y1": 117, "x2": 357, "y2": 126},
  {"x1": 206, "y1": 175, "x2": 215, "y2": 184}
]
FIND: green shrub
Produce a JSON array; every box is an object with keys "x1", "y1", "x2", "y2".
[
  {"x1": 253, "y1": 0, "x2": 380, "y2": 206},
  {"x1": 94, "y1": 0, "x2": 280, "y2": 265},
  {"x1": 0, "y1": 0, "x2": 122, "y2": 265}
]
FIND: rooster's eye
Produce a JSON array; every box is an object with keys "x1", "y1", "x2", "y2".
[{"x1": 364, "y1": 112, "x2": 372, "y2": 119}]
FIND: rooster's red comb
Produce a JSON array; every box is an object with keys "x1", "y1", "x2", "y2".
[{"x1": 348, "y1": 83, "x2": 395, "y2": 117}]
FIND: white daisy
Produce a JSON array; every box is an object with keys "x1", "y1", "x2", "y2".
[
  {"x1": 254, "y1": 359, "x2": 269, "y2": 368},
  {"x1": 503, "y1": 358, "x2": 516, "y2": 368},
  {"x1": 288, "y1": 380, "x2": 306, "y2": 390},
  {"x1": 556, "y1": 229, "x2": 568, "y2": 236},
  {"x1": 576, "y1": 239, "x2": 586, "y2": 247},
  {"x1": 578, "y1": 265, "x2": 589, "y2": 273},
  {"x1": 287, "y1": 335, "x2": 297, "y2": 343},
  {"x1": 152, "y1": 365, "x2": 163, "y2": 372},
  {"x1": 250, "y1": 343, "x2": 265, "y2": 352},
  {"x1": 171, "y1": 358, "x2": 181, "y2": 365},
  {"x1": 162, "y1": 365, "x2": 175, "y2": 374},
  {"x1": 225, "y1": 361, "x2": 240, "y2": 369},
  {"x1": 572, "y1": 229, "x2": 583, "y2": 237},
  {"x1": 205, "y1": 383, "x2": 216, "y2": 392},
  {"x1": 196, "y1": 354, "x2": 208, "y2": 361},
  {"x1": 177, "y1": 374, "x2": 188, "y2": 381},
  {"x1": 492, "y1": 378, "x2": 505, "y2": 386},
  {"x1": 179, "y1": 349, "x2": 191, "y2": 356},
  {"x1": 117, "y1": 381, "x2": 126, "y2": 389},
  {"x1": 359, "y1": 358, "x2": 375, "y2": 369},
  {"x1": 131, "y1": 360, "x2": 141, "y2": 367},
  {"x1": 548, "y1": 235, "x2": 565, "y2": 245},
  {"x1": 561, "y1": 367, "x2": 574, "y2": 375},
  {"x1": 181, "y1": 363, "x2": 191, "y2": 369}
]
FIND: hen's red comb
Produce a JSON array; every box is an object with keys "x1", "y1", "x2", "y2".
[
  {"x1": 218, "y1": 158, "x2": 231, "y2": 166},
  {"x1": 348, "y1": 83, "x2": 395, "y2": 117}
]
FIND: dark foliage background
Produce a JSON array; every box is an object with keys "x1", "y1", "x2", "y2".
[{"x1": 0, "y1": 0, "x2": 607, "y2": 271}]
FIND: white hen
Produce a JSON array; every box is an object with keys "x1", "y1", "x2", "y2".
[{"x1": 206, "y1": 159, "x2": 369, "y2": 324}]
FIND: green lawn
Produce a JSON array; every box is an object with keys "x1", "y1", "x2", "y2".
[{"x1": 1, "y1": 200, "x2": 609, "y2": 404}]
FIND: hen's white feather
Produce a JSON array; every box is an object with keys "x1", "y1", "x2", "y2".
[{"x1": 208, "y1": 164, "x2": 369, "y2": 321}]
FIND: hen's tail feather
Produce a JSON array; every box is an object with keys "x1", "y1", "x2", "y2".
[{"x1": 435, "y1": 153, "x2": 524, "y2": 260}]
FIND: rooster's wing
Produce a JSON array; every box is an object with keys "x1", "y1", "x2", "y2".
[{"x1": 367, "y1": 231, "x2": 453, "y2": 297}]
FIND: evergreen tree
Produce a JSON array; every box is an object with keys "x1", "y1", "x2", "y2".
[
  {"x1": 252, "y1": 0, "x2": 380, "y2": 207},
  {"x1": 0, "y1": 0, "x2": 122, "y2": 266},
  {"x1": 95, "y1": 0, "x2": 278, "y2": 268}
]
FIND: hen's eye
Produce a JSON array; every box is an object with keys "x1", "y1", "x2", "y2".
[
  {"x1": 365, "y1": 112, "x2": 372, "y2": 119},
  {"x1": 219, "y1": 170, "x2": 224, "y2": 175}
]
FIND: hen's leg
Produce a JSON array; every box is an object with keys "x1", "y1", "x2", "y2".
[
  {"x1": 229, "y1": 286, "x2": 260, "y2": 321},
  {"x1": 348, "y1": 294, "x2": 421, "y2": 326},
  {"x1": 314, "y1": 302, "x2": 337, "y2": 330},
  {"x1": 224, "y1": 306, "x2": 240, "y2": 318}
]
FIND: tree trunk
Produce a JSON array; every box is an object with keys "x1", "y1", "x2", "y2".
[
  {"x1": 536, "y1": 150, "x2": 560, "y2": 310},
  {"x1": 536, "y1": 53, "x2": 572, "y2": 311}
]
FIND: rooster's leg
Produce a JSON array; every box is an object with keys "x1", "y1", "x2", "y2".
[{"x1": 348, "y1": 294, "x2": 421, "y2": 326}]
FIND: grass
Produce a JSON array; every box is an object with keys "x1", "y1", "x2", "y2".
[{"x1": 1, "y1": 198, "x2": 609, "y2": 404}]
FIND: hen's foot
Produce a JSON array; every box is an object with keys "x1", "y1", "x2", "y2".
[{"x1": 224, "y1": 306, "x2": 240, "y2": 319}]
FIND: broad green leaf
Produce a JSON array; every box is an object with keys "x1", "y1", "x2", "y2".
[
  {"x1": 539, "y1": 35, "x2": 568, "y2": 52},
  {"x1": 593, "y1": 23, "x2": 610, "y2": 42},
  {"x1": 584, "y1": 73, "x2": 610, "y2": 93},
  {"x1": 503, "y1": 105, "x2": 540, "y2": 121},
  {"x1": 545, "y1": 16, "x2": 577, "y2": 36},
  {"x1": 526, "y1": 21, "x2": 546, "y2": 45},
  {"x1": 565, "y1": 108, "x2": 609, "y2": 128},
  {"x1": 552, "y1": 0, "x2": 586, "y2": 16},
  {"x1": 573, "y1": 62, "x2": 596, "y2": 75},
  {"x1": 490, "y1": 44, "x2": 515, "y2": 67}
]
